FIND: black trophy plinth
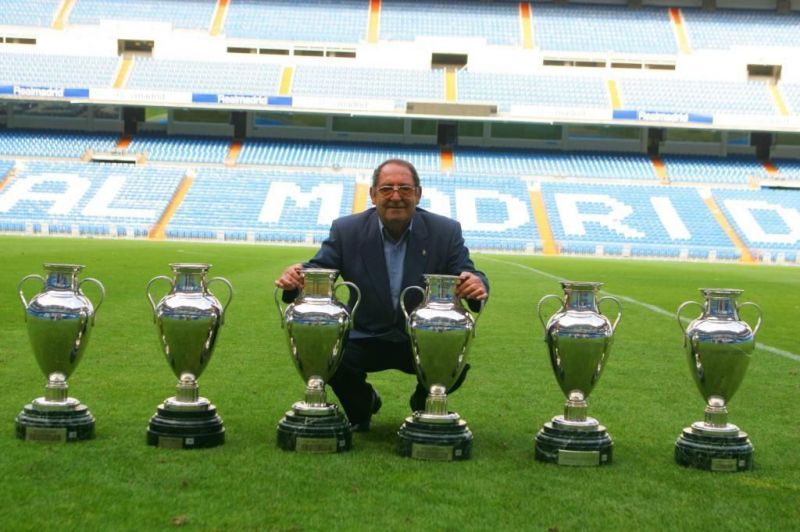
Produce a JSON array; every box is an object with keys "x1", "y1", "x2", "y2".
[
  {"x1": 397, "y1": 415, "x2": 473, "y2": 461},
  {"x1": 277, "y1": 407, "x2": 352, "y2": 453},
  {"x1": 15, "y1": 403, "x2": 96, "y2": 442},
  {"x1": 147, "y1": 403, "x2": 225, "y2": 449},
  {"x1": 675, "y1": 426, "x2": 753, "y2": 472},
  {"x1": 535, "y1": 421, "x2": 613, "y2": 466}
]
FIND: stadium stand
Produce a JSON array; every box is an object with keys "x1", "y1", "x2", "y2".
[
  {"x1": 0, "y1": 161, "x2": 184, "y2": 237},
  {"x1": 660, "y1": 155, "x2": 770, "y2": 185},
  {"x1": 531, "y1": 4, "x2": 677, "y2": 55},
  {"x1": 224, "y1": 0, "x2": 368, "y2": 43},
  {"x1": 125, "y1": 57, "x2": 283, "y2": 94},
  {"x1": 68, "y1": 0, "x2": 217, "y2": 30},
  {"x1": 617, "y1": 78, "x2": 778, "y2": 116},
  {"x1": 125, "y1": 133, "x2": 232, "y2": 164},
  {"x1": 452, "y1": 149, "x2": 655, "y2": 181},
  {"x1": 0, "y1": 53, "x2": 118, "y2": 88},
  {"x1": 0, "y1": 130, "x2": 119, "y2": 158},
  {"x1": 291, "y1": 65, "x2": 444, "y2": 104},
  {"x1": 456, "y1": 72, "x2": 610, "y2": 113},
  {"x1": 379, "y1": 0, "x2": 521, "y2": 46},
  {"x1": 681, "y1": 8, "x2": 800, "y2": 50},
  {"x1": 0, "y1": 1, "x2": 798, "y2": 265},
  {"x1": 165, "y1": 168, "x2": 357, "y2": 243},
  {"x1": 0, "y1": 0, "x2": 61, "y2": 27},
  {"x1": 238, "y1": 139, "x2": 441, "y2": 173}
]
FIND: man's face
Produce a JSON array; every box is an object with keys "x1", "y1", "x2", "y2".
[{"x1": 370, "y1": 162, "x2": 421, "y2": 230}]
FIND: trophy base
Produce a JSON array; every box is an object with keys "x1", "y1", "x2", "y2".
[
  {"x1": 276, "y1": 405, "x2": 352, "y2": 453},
  {"x1": 396, "y1": 413, "x2": 473, "y2": 461},
  {"x1": 146, "y1": 401, "x2": 225, "y2": 449},
  {"x1": 675, "y1": 425, "x2": 753, "y2": 472},
  {"x1": 15, "y1": 402, "x2": 95, "y2": 442},
  {"x1": 534, "y1": 418, "x2": 613, "y2": 466}
]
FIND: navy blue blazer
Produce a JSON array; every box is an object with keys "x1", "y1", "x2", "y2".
[{"x1": 289, "y1": 207, "x2": 488, "y2": 339}]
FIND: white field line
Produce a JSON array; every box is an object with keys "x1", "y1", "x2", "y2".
[{"x1": 481, "y1": 256, "x2": 800, "y2": 363}]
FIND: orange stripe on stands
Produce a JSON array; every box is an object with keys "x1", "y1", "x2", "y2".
[
  {"x1": 149, "y1": 175, "x2": 195, "y2": 240},
  {"x1": 445, "y1": 68, "x2": 457, "y2": 102},
  {"x1": 769, "y1": 83, "x2": 790, "y2": 116},
  {"x1": 529, "y1": 187, "x2": 558, "y2": 255},
  {"x1": 116, "y1": 135, "x2": 132, "y2": 150},
  {"x1": 279, "y1": 67, "x2": 294, "y2": 96},
  {"x1": 763, "y1": 161, "x2": 779, "y2": 175},
  {"x1": 702, "y1": 194, "x2": 755, "y2": 263},
  {"x1": 651, "y1": 157, "x2": 668, "y2": 184},
  {"x1": 53, "y1": 0, "x2": 75, "y2": 29},
  {"x1": 226, "y1": 140, "x2": 242, "y2": 167},
  {"x1": 440, "y1": 149, "x2": 454, "y2": 172},
  {"x1": 669, "y1": 8, "x2": 691, "y2": 54},
  {"x1": 367, "y1": 0, "x2": 381, "y2": 43},
  {"x1": 210, "y1": 0, "x2": 229, "y2": 36},
  {"x1": 607, "y1": 79, "x2": 621, "y2": 109},
  {"x1": 113, "y1": 57, "x2": 134, "y2": 89},
  {"x1": 520, "y1": 2, "x2": 534, "y2": 49},
  {"x1": 352, "y1": 181, "x2": 370, "y2": 213},
  {"x1": 0, "y1": 171, "x2": 14, "y2": 192}
]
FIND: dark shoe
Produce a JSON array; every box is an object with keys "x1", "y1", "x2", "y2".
[{"x1": 350, "y1": 389, "x2": 382, "y2": 433}]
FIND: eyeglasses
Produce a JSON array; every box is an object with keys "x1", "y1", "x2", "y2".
[{"x1": 376, "y1": 185, "x2": 417, "y2": 198}]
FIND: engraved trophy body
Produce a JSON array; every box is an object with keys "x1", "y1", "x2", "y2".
[
  {"x1": 146, "y1": 263, "x2": 233, "y2": 449},
  {"x1": 535, "y1": 281, "x2": 621, "y2": 466},
  {"x1": 16, "y1": 263, "x2": 105, "y2": 442},
  {"x1": 275, "y1": 268, "x2": 361, "y2": 453},
  {"x1": 396, "y1": 274, "x2": 482, "y2": 461},
  {"x1": 675, "y1": 288, "x2": 762, "y2": 472}
]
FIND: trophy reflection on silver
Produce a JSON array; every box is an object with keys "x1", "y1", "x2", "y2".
[
  {"x1": 146, "y1": 263, "x2": 233, "y2": 449},
  {"x1": 675, "y1": 288, "x2": 762, "y2": 472},
  {"x1": 396, "y1": 274, "x2": 483, "y2": 462},
  {"x1": 16, "y1": 263, "x2": 105, "y2": 442},
  {"x1": 275, "y1": 268, "x2": 360, "y2": 453},
  {"x1": 535, "y1": 281, "x2": 621, "y2": 466}
]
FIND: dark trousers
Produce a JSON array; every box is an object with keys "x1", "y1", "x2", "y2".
[{"x1": 328, "y1": 337, "x2": 469, "y2": 424}]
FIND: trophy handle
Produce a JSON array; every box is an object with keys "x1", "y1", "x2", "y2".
[
  {"x1": 273, "y1": 287, "x2": 288, "y2": 329},
  {"x1": 737, "y1": 301, "x2": 763, "y2": 337},
  {"x1": 536, "y1": 294, "x2": 562, "y2": 333},
  {"x1": 146, "y1": 275, "x2": 174, "y2": 323},
  {"x1": 334, "y1": 281, "x2": 361, "y2": 329},
  {"x1": 18, "y1": 274, "x2": 45, "y2": 321},
  {"x1": 598, "y1": 295, "x2": 622, "y2": 333},
  {"x1": 400, "y1": 285, "x2": 425, "y2": 322},
  {"x1": 79, "y1": 277, "x2": 106, "y2": 326},
  {"x1": 676, "y1": 300, "x2": 703, "y2": 335},
  {"x1": 208, "y1": 276, "x2": 234, "y2": 325}
]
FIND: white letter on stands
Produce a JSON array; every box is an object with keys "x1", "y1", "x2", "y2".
[
  {"x1": 724, "y1": 199, "x2": 800, "y2": 245},
  {"x1": 420, "y1": 187, "x2": 452, "y2": 218},
  {"x1": 651, "y1": 196, "x2": 691, "y2": 240},
  {"x1": 555, "y1": 193, "x2": 645, "y2": 238},
  {"x1": 258, "y1": 182, "x2": 343, "y2": 226},
  {"x1": 82, "y1": 175, "x2": 157, "y2": 219},
  {"x1": 0, "y1": 173, "x2": 89, "y2": 215},
  {"x1": 455, "y1": 189, "x2": 529, "y2": 231}
]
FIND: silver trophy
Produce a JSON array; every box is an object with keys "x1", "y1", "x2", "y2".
[
  {"x1": 275, "y1": 268, "x2": 361, "y2": 453},
  {"x1": 146, "y1": 263, "x2": 233, "y2": 449},
  {"x1": 535, "y1": 281, "x2": 621, "y2": 466},
  {"x1": 675, "y1": 288, "x2": 762, "y2": 472},
  {"x1": 16, "y1": 263, "x2": 105, "y2": 442},
  {"x1": 397, "y1": 274, "x2": 483, "y2": 461}
]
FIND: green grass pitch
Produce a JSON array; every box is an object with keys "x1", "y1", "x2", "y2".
[{"x1": 0, "y1": 235, "x2": 798, "y2": 530}]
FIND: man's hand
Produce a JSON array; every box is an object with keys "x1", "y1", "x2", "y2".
[
  {"x1": 455, "y1": 271, "x2": 487, "y2": 301},
  {"x1": 275, "y1": 263, "x2": 304, "y2": 291}
]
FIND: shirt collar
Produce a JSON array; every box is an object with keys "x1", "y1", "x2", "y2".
[{"x1": 378, "y1": 218, "x2": 413, "y2": 244}]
